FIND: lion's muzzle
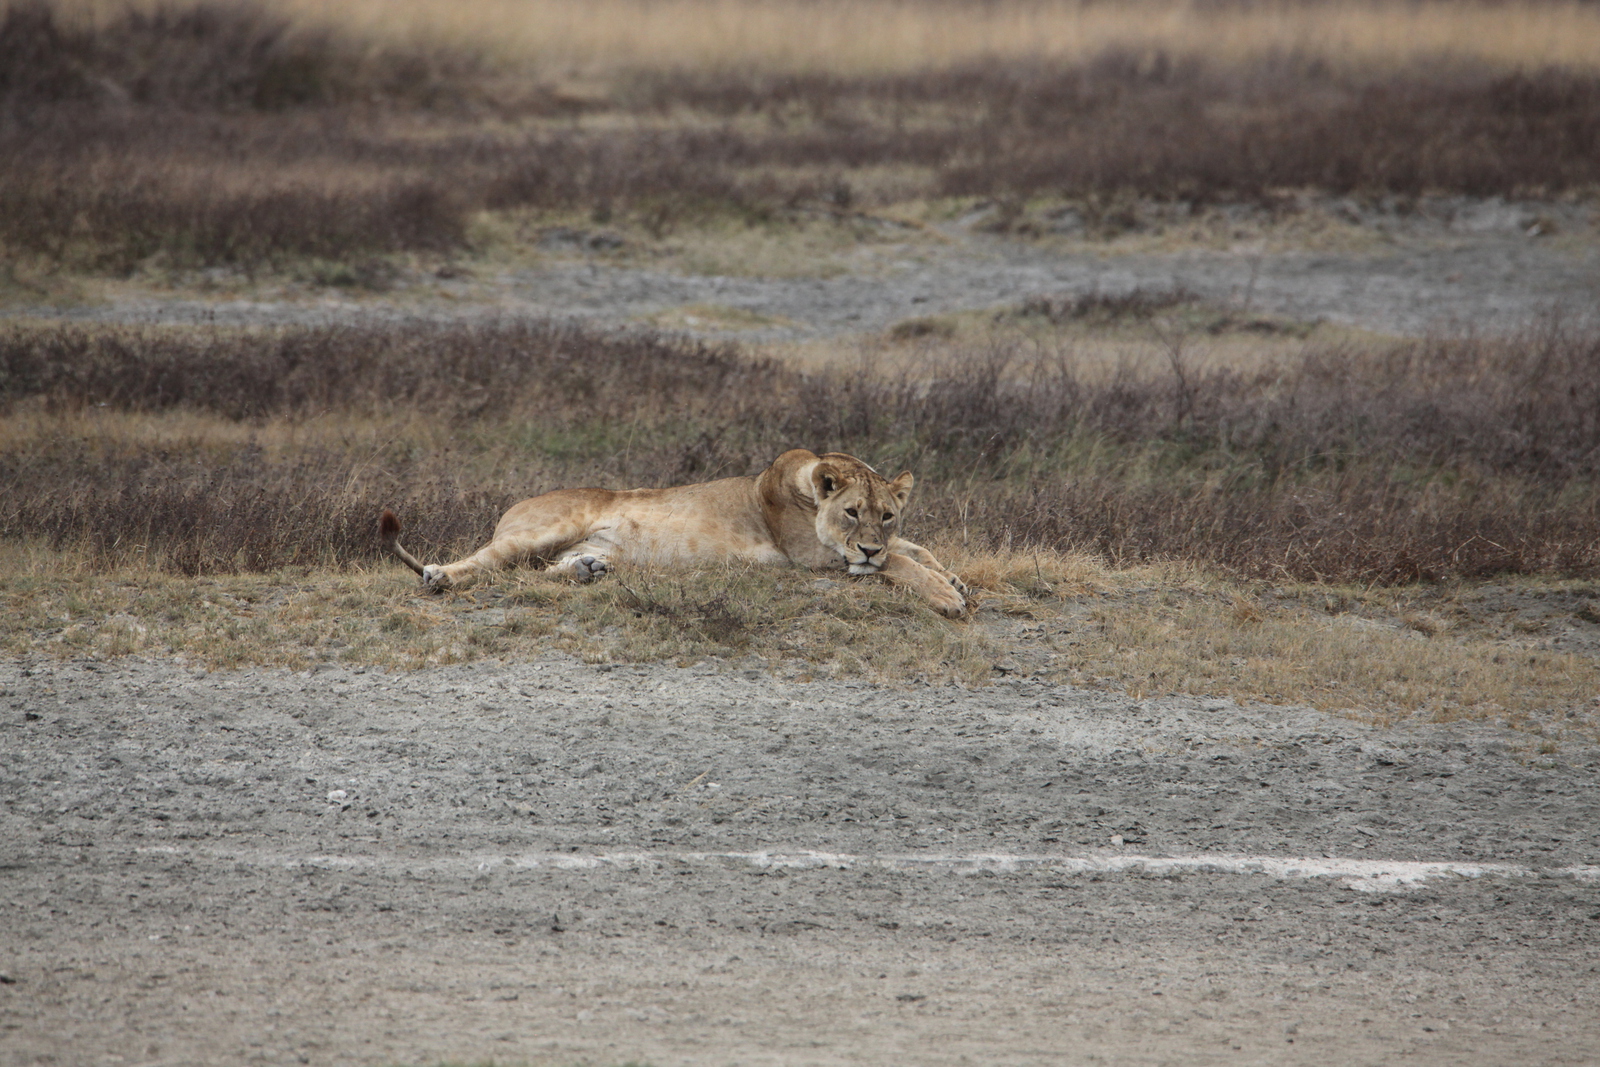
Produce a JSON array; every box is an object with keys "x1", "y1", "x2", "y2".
[
  {"x1": 844, "y1": 541, "x2": 886, "y2": 574},
  {"x1": 847, "y1": 548, "x2": 885, "y2": 575}
]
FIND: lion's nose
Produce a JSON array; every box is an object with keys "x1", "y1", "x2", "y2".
[{"x1": 859, "y1": 543, "x2": 883, "y2": 558}]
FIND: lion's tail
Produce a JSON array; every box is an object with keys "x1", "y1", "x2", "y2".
[{"x1": 378, "y1": 509, "x2": 428, "y2": 578}]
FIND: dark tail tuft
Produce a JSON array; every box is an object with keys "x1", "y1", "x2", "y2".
[{"x1": 378, "y1": 508, "x2": 427, "y2": 577}]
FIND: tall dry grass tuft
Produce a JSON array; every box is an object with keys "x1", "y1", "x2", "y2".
[{"x1": 2, "y1": 314, "x2": 1597, "y2": 583}]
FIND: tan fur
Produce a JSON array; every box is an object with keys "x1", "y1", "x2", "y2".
[{"x1": 379, "y1": 449, "x2": 966, "y2": 617}]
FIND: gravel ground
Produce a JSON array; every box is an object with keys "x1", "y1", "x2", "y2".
[{"x1": 3, "y1": 655, "x2": 1598, "y2": 1066}]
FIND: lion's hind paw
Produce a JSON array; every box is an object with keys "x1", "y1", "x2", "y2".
[{"x1": 560, "y1": 554, "x2": 611, "y2": 582}]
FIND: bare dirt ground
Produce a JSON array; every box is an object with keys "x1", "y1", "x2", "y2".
[
  {"x1": 4, "y1": 202, "x2": 1600, "y2": 1066},
  {"x1": 3, "y1": 654, "x2": 1599, "y2": 1067}
]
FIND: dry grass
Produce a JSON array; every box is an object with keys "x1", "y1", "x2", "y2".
[
  {"x1": 972, "y1": 556, "x2": 1600, "y2": 739},
  {"x1": 199, "y1": 0, "x2": 1600, "y2": 75},
  {"x1": 3, "y1": 313, "x2": 1597, "y2": 583},
  {"x1": 0, "y1": 546, "x2": 1003, "y2": 680},
  {"x1": 5, "y1": 546, "x2": 1596, "y2": 741},
  {"x1": 1046, "y1": 576, "x2": 1600, "y2": 734}
]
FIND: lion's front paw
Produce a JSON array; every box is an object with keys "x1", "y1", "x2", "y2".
[
  {"x1": 930, "y1": 586, "x2": 967, "y2": 619},
  {"x1": 421, "y1": 565, "x2": 452, "y2": 593}
]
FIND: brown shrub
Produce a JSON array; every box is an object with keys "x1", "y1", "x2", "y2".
[
  {"x1": 0, "y1": 159, "x2": 465, "y2": 271},
  {"x1": 2, "y1": 314, "x2": 1598, "y2": 583},
  {"x1": 0, "y1": 0, "x2": 483, "y2": 109},
  {"x1": 0, "y1": 319, "x2": 780, "y2": 419},
  {"x1": 946, "y1": 473, "x2": 1599, "y2": 584},
  {"x1": 0, "y1": 439, "x2": 515, "y2": 574},
  {"x1": 634, "y1": 55, "x2": 1600, "y2": 200}
]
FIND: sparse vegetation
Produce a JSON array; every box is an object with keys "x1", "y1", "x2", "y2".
[
  {"x1": 5, "y1": 545, "x2": 1597, "y2": 736},
  {"x1": 0, "y1": 551, "x2": 1002, "y2": 679},
  {"x1": 4, "y1": 0, "x2": 1600, "y2": 277},
  {"x1": 3, "y1": 313, "x2": 1594, "y2": 583}
]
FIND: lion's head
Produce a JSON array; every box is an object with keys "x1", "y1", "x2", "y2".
[{"x1": 809, "y1": 454, "x2": 914, "y2": 575}]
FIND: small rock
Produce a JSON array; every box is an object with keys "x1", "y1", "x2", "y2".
[
  {"x1": 326, "y1": 789, "x2": 348, "y2": 804},
  {"x1": 1111, "y1": 834, "x2": 1125, "y2": 847}
]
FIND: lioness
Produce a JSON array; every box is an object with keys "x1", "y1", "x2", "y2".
[{"x1": 379, "y1": 449, "x2": 966, "y2": 617}]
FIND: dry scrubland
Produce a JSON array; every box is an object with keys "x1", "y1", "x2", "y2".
[
  {"x1": 1, "y1": 0, "x2": 1599, "y2": 734},
  {"x1": 5, "y1": 0, "x2": 1600, "y2": 280},
  {"x1": 2, "y1": 313, "x2": 1598, "y2": 738}
]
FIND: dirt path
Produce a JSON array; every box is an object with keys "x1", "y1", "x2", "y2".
[{"x1": 4, "y1": 655, "x2": 1598, "y2": 1066}]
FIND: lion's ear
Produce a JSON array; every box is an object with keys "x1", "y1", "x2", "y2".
[
  {"x1": 889, "y1": 470, "x2": 914, "y2": 504},
  {"x1": 813, "y1": 463, "x2": 841, "y2": 499}
]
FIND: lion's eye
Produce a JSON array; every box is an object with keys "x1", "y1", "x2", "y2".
[
  {"x1": 883, "y1": 513, "x2": 895, "y2": 523},
  {"x1": 845, "y1": 507, "x2": 858, "y2": 519}
]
